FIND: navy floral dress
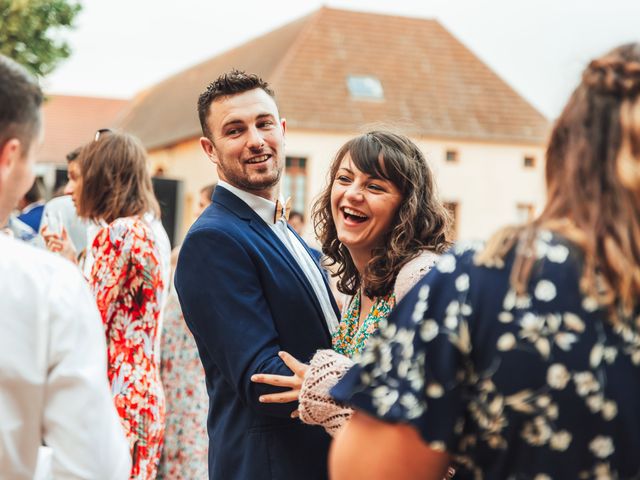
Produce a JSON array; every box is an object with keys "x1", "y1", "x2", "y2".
[{"x1": 332, "y1": 232, "x2": 640, "y2": 479}]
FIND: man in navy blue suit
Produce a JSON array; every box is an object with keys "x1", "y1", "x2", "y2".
[{"x1": 175, "y1": 70, "x2": 340, "y2": 480}]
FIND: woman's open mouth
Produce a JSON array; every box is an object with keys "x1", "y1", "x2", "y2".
[{"x1": 341, "y1": 207, "x2": 368, "y2": 224}]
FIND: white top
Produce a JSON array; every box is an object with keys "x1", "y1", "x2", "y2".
[
  {"x1": 218, "y1": 181, "x2": 339, "y2": 333},
  {"x1": 40, "y1": 195, "x2": 89, "y2": 253},
  {"x1": 0, "y1": 234, "x2": 131, "y2": 479}
]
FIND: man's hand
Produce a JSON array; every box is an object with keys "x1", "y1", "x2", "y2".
[{"x1": 251, "y1": 351, "x2": 310, "y2": 418}]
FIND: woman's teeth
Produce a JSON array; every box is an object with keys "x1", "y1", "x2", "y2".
[{"x1": 343, "y1": 207, "x2": 368, "y2": 222}]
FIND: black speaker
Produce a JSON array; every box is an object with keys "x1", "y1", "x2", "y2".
[
  {"x1": 152, "y1": 177, "x2": 183, "y2": 248},
  {"x1": 54, "y1": 168, "x2": 68, "y2": 193}
]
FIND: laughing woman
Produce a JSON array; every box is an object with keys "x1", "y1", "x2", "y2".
[
  {"x1": 252, "y1": 130, "x2": 451, "y2": 435},
  {"x1": 331, "y1": 44, "x2": 640, "y2": 480}
]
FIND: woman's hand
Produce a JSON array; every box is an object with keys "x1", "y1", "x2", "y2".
[
  {"x1": 251, "y1": 351, "x2": 310, "y2": 416},
  {"x1": 42, "y1": 225, "x2": 78, "y2": 264}
]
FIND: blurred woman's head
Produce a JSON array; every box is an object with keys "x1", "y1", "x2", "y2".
[
  {"x1": 314, "y1": 130, "x2": 451, "y2": 298},
  {"x1": 194, "y1": 183, "x2": 216, "y2": 218},
  {"x1": 73, "y1": 130, "x2": 159, "y2": 223},
  {"x1": 482, "y1": 43, "x2": 640, "y2": 317}
]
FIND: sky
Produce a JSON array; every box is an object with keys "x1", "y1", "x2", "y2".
[{"x1": 44, "y1": 0, "x2": 639, "y2": 119}]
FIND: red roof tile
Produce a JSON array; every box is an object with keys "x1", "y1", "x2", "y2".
[
  {"x1": 120, "y1": 7, "x2": 548, "y2": 149},
  {"x1": 39, "y1": 95, "x2": 130, "y2": 163}
]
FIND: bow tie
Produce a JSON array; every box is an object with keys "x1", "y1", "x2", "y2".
[{"x1": 274, "y1": 197, "x2": 292, "y2": 224}]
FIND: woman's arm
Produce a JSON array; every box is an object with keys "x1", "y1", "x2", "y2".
[{"x1": 330, "y1": 411, "x2": 451, "y2": 480}]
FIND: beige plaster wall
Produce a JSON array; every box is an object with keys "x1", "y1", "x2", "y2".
[
  {"x1": 148, "y1": 139, "x2": 217, "y2": 241},
  {"x1": 285, "y1": 131, "x2": 546, "y2": 242},
  {"x1": 149, "y1": 131, "x2": 545, "y2": 245}
]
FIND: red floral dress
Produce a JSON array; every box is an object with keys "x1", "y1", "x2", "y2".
[{"x1": 89, "y1": 217, "x2": 165, "y2": 479}]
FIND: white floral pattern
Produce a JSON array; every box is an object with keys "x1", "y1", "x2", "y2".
[{"x1": 332, "y1": 232, "x2": 640, "y2": 479}]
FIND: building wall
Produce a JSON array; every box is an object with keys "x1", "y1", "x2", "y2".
[
  {"x1": 149, "y1": 130, "x2": 546, "y2": 245},
  {"x1": 148, "y1": 139, "x2": 217, "y2": 239}
]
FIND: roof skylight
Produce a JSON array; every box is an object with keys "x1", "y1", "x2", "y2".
[{"x1": 347, "y1": 75, "x2": 384, "y2": 100}]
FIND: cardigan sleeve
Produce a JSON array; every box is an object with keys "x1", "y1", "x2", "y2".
[
  {"x1": 298, "y1": 350, "x2": 355, "y2": 436},
  {"x1": 297, "y1": 251, "x2": 440, "y2": 436},
  {"x1": 393, "y1": 250, "x2": 439, "y2": 302}
]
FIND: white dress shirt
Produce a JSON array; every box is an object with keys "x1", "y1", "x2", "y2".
[
  {"x1": 0, "y1": 234, "x2": 131, "y2": 479},
  {"x1": 218, "y1": 181, "x2": 339, "y2": 333}
]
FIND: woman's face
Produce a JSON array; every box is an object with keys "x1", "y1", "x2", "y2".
[
  {"x1": 63, "y1": 160, "x2": 83, "y2": 211},
  {"x1": 330, "y1": 153, "x2": 402, "y2": 260}
]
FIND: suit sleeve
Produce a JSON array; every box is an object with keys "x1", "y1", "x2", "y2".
[{"x1": 175, "y1": 226, "x2": 299, "y2": 418}]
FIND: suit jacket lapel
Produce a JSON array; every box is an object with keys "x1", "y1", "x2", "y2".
[
  {"x1": 287, "y1": 224, "x2": 340, "y2": 317},
  {"x1": 214, "y1": 188, "x2": 334, "y2": 337},
  {"x1": 249, "y1": 219, "x2": 333, "y2": 338}
]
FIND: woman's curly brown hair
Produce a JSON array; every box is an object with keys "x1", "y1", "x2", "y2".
[
  {"x1": 313, "y1": 130, "x2": 452, "y2": 298},
  {"x1": 476, "y1": 43, "x2": 640, "y2": 321}
]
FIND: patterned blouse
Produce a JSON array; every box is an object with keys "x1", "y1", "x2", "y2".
[
  {"x1": 90, "y1": 217, "x2": 165, "y2": 480},
  {"x1": 157, "y1": 281, "x2": 208, "y2": 479},
  {"x1": 332, "y1": 232, "x2": 640, "y2": 479},
  {"x1": 332, "y1": 291, "x2": 395, "y2": 358}
]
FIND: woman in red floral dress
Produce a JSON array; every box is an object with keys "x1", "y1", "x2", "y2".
[{"x1": 56, "y1": 131, "x2": 166, "y2": 479}]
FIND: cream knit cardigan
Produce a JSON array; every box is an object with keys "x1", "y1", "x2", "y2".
[{"x1": 298, "y1": 250, "x2": 439, "y2": 436}]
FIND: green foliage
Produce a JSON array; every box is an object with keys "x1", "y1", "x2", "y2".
[{"x1": 0, "y1": 0, "x2": 82, "y2": 77}]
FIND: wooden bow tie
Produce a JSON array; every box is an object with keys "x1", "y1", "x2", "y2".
[{"x1": 274, "y1": 197, "x2": 292, "y2": 223}]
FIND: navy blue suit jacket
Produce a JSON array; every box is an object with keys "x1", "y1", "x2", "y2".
[{"x1": 175, "y1": 187, "x2": 337, "y2": 480}]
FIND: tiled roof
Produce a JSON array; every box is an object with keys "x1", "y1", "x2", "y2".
[
  {"x1": 39, "y1": 95, "x2": 130, "y2": 163},
  {"x1": 119, "y1": 7, "x2": 548, "y2": 150}
]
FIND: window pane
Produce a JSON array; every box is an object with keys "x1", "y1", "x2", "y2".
[
  {"x1": 445, "y1": 150, "x2": 458, "y2": 162},
  {"x1": 347, "y1": 75, "x2": 384, "y2": 99}
]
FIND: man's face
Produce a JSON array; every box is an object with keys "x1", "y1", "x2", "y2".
[
  {"x1": 0, "y1": 134, "x2": 39, "y2": 226},
  {"x1": 200, "y1": 88, "x2": 286, "y2": 200}
]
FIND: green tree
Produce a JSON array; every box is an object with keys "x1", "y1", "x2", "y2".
[{"x1": 0, "y1": 0, "x2": 81, "y2": 77}]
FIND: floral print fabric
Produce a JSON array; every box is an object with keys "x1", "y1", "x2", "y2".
[
  {"x1": 90, "y1": 217, "x2": 165, "y2": 480},
  {"x1": 157, "y1": 282, "x2": 208, "y2": 479},
  {"x1": 332, "y1": 291, "x2": 395, "y2": 358},
  {"x1": 332, "y1": 232, "x2": 640, "y2": 479}
]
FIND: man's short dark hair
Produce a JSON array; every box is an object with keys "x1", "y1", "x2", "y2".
[
  {"x1": 0, "y1": 55, "x2": 43, "y2": 153},
  {"x1": 197, "y1": 69, "x2": 274, "y2": 140},
  {"x1": 23, "y1": 177, "x2": 44, "y2": 204}
]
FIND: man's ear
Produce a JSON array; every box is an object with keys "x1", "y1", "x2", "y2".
[
  {"x1": 199, "y1": 137, "x2": 219, "y2": 166},
  {"x1": 280, "y1": 117, "x2": 286, "y2": 148},
  {"x1": 0, "y1": 138, "x2": 22, "y2": 176}
]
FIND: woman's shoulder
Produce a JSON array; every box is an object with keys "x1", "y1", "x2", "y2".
[
  {"x1": 393, "y1": 250, "x2": 441, "y2": 302},
  {"x1": 96, "y1": 216, "x2": 153, "y2": 248}
]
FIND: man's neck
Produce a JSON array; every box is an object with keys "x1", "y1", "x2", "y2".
[
  {"x1": 251, "y1": 188, "x2": 278, "y2": 202},
  {"x1": 219, "y1": 180, "x2": 279, "y2": 202}
]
